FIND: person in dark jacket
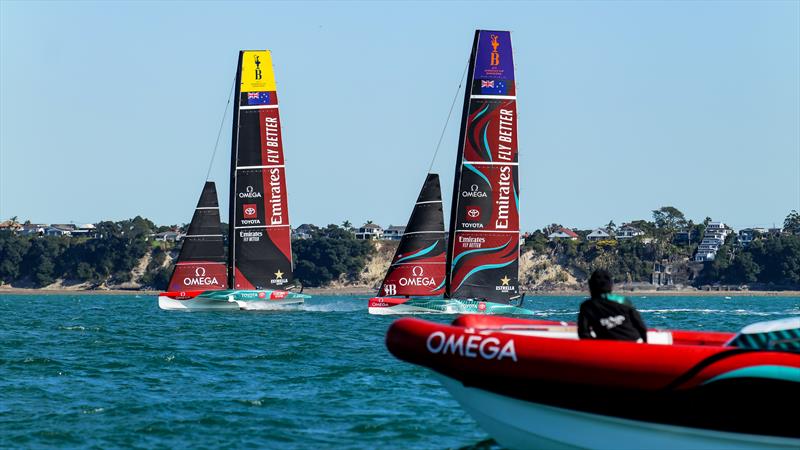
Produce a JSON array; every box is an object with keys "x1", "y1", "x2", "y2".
[{"x1": 578, "y1": 269, "x2": 648, "y2": 342}]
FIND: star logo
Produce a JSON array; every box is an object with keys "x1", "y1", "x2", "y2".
[
  {"x1": 274, "y1": 270, "x2": 284, "y2": 279},
  {"x1": 500, "y1": 275, "x2": 511, "y2": 286}
]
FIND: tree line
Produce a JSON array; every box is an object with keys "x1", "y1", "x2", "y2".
[
  {"x1": 522, "y1": 208, "x2": 800, "y2": 288},
  {"x1": 0, "y1": 218, "x2": 374, "y2": 289}
]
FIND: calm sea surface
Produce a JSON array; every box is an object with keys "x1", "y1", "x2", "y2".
[{"x1": 1, "y1": 294, "x2": 798, "y2": 449}]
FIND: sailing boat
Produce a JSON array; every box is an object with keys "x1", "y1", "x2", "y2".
[
  {"x1": 158, "y1": 50, "x2": 309, "y2": 311},
  {"x1": 368, "y1": 30, "x2": 531, "y2": 315}
]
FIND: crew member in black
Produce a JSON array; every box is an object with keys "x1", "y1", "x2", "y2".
[{"x1": 577, "y1": 269, "x2": 648, "y2": 342}]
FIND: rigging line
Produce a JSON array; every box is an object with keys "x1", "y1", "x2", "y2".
[
  {"x1": 427, "y1": 60, "x2": 469, "y2": 174},
  {"x1": 205, "y1": 75, "x2": 237, "y2": 181}
]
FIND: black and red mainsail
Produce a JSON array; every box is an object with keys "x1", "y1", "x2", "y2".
[
  {"x1": 228, "y1": 50, "x2": 295, "y2": 290},
  {"x1": 378, "y1": 174, "x2": 446, "y2": 297},
  {"x1": 446, "y1": 30, "x2": 520, "y2": 303},
  {"x1": 167, "y1": 181, "x2": 228, "y2": 292}
]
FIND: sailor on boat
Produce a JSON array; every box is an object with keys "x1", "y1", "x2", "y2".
[{"x1": 578, "y1": 269, "x2": 648, "y2": 342}]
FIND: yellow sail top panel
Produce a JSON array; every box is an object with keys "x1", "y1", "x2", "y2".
[{"x1": 240, "y1": 50, "x2": 276, "y2": 93}]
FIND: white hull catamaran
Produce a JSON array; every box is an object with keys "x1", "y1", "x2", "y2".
[{"x1": 159, "y1": 50, "x2": 309, "y2": 311}]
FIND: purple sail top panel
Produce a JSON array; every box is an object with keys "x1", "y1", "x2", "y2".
[{"x1": 473, "y1": 30, "x2": 515, "y2": 81}]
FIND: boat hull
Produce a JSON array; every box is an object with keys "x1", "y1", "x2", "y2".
[
  {"x1": 385, "y1": 316, "x2": 800, "y2": 445},
  {"x1": 368, "y1": 297, "x2": 533, "y2": 315},
  {"x1": 435, "y1": 374, "x2": 800, "y2": 450},
  {"x1": 158, "y1": 289, "x2": 310, "y2": 311}
]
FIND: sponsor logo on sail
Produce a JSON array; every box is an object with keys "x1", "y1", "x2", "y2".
[
  {"x1": 398, "y1": 266, "x2": 436, "y2": 287},
  {"x1": 271, "y1": 269, "x2": 288, "y2": 286},
  {"x1": 240, "y1": 185, "x2": 262, "y2": 199},
  {"x1": 466, "y1": 206, "x2": 481, "y2": 221},
  {"x1": 490, "y1": 34, "x2": 500, "y2": 66},
  {"x1": 240, "y1": 230, "x2": 263, "y2": 242},
  {"x1": 254, "y1": 55, "x2": 262, "y2": 80},
  {"x1": 243, "y1": 204, "x2": 258, "y2": 220},
  {"x1": 462, "y1": 184, "x2": 488, "y2": 198},
  {"x1": 426, "y1": 331, "x2": 517, "y2": 362},
  {"x1": 458, "y1": 235, "x2": 485, "y2": 249},
  {"x1": 183, "y1": 266, "x2": 221, "y2": 287},
  {"x1": 496, "y1": 275, "x2": 516, "y2": 293}
]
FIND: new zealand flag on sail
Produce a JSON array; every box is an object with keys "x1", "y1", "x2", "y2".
[
  {"x1": 247, "y1": 92, "x2": 270, "y2": 105},
  {"x1": 479, "y1": 79, "x2": 508, "y2": 95}
]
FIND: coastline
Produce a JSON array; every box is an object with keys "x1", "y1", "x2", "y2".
[{"x1": 1, "y1": 286, "x2": 798, "y2": 297}]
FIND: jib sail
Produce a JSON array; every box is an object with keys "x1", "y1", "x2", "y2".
[
  {"x1": 446, "y1": 30, "x2": 520, "y2": 303},
  {"x1": 228, "y1": 50, "x2": 295, "y2": 290},
  {"x1": 167, "y1": 181, "x2": 228, "y2": 292},
  {"x1": 379, "y1": 173, "x2": 447, "y2": 297}
]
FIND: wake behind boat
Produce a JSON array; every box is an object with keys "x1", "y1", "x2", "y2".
[
  {"x1": 386, "y1": 315, "x2": 800, "y2": 449},
  {"x1": 159, "y1": 50, "x2": 309, "y2": 311},
  {"x1": 369, "y1": 30, "x2": 530, "y2": 315}
]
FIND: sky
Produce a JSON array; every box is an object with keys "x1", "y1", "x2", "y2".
[{"x1": 1, "y1": 1, "x2": 798, "y2": 232}]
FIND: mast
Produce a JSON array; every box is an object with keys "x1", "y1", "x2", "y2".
[
  {"x1": 228, "y1": 50, "x2": 295, "y2": 290},
  {"x1": 227, "y1": 53, "x2": 244, "y2": 289},
  {"x1": 167, "y1": 181, "x2": 228, "y2": 291},
  {"x1": 445, "y1": 31, "x2": 480, "y2": 298},
  {"x1": 378, "y1": 174, "x2": 446, "y2": 297},
  {"x1": 445, "y1": 30, "x2": 520, "y2": 303}
]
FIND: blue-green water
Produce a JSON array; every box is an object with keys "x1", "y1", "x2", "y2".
[{"x1": 1, "y1": 294, "x2": 798, "y2": 449}]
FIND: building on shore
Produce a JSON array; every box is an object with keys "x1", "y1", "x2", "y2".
[
  {"x1": 355, "y1": 223, "x2": 383, "y2": 240},
  {"x1": 383, "y1": 225, "x2": 405, "y2": 241},
  {"x1": 587, "y1": 228, "x2": 614, "y2": 241},
  {"x1": 292, "y1": 224, "x2": 315, "y2": 240},
  {"x1": 548, "y1": 228, "x2": 579, "y2": 241},
  {"x1": 616, "y1": 224, "x2": 645, "y2": 240},
  {"x1": 695, "y1": 222, "x2": 732, "y2": 262}
]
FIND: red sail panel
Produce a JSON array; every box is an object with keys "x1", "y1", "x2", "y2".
[
  {"x1": 378, "y1": 174, "x2": 447, "y2": 297},
  {"x1": 167, "y1": 182, "x2": 229, "y2": 292},
  {"x1": 229, "y1": 50, "x2": 294, "y2": 290},
  {"x1": 446, "y1": 30, "x2": 520, "y2": 303}
]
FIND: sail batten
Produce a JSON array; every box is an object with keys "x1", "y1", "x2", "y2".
[
  {"x1": 446, "y1": 30, "x2": 520, "y2": 303},
  {"x1": 228, "y1": 50, "x2": 295, "y2": 291},
  {"x1": 378, "y1": 174, "x2": 447, "y2": 297}
]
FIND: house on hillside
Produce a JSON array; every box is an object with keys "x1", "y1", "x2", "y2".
[
  {"x1": 152, "y1": 231, "x2": 182, "y2": 242},
  {"x1": 292, "y1": 224, "x2": 315, "y2": 240},
  {"x1": 0, "y1": 220, "x2": 23, "y2": 233},
  {"x1": 45, "y1": 226, "x2": 72, "y2": 237},
  {"x1": 71, "y1": 223, "x2": 98, "y2": 238},
  {"x1": 383, "y1": 225, "x2": 405, "y2": 241},
  {"x1": 738, "y1": 228, "x2": 768, "y2": 247},
  {"x1": 587, "y1": 228, "x2": 614, "y2": 241},
  {"x1": 355, "y1": 223, "x2": 383, "y2": 240},
  {"x1": 547, "y1": 228, "x2": 579, "y2": 241},
  {"x1": 20, "y1": 224, "x2": 47, "y2": 236},
  {"x1": 694, "y1": 222, "x2": 731, "y2": 262},
  {"x1": 616, "y1": 225, "x2": 645, "y2": 240}
]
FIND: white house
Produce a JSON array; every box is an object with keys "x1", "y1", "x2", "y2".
[
  {"x1": 355, "y1": 223, "x2": 383, "y2": 240},
  {"x1": 616, "y1": 225, "x2": 645, "y2": 240},
  {"x1": 383, "y1": 225, "x2": 405, "y2": 241},
  {"x1": 695, "y1": 222, "x2": 731, "y2": 262},
  {"x1": 587, "y1": 228, "x2": 613, "y2": 241}
]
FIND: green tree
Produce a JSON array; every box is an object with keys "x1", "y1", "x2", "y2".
[
  {"x1": 0, "y1": 232, "x2": 31, "y2": 283},
  {"x1": 292, "y1": 224, "x2": 375, "y2": 286},
  {"x1": 784, "y1": 210, "x2": 800, "y2": 235}
]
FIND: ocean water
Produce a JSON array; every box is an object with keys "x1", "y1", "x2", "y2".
[{"x1": 1, "y1": 294, "x2": 798, "y2": 449}]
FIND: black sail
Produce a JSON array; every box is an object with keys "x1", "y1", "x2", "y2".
[
  {"x1": 445, "y1": 30, "x2": 521, "y2": 303},
  {"x1": 228, "y1": 50, "x2": 295, "y2": 290},
  {"x1": 166, "y1": 181, "x2": 228, "y2": 292},
  {"x1": 378, "y1": 174, "x2": 446, "y2": 297}
]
